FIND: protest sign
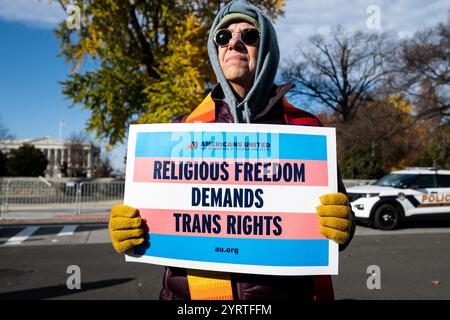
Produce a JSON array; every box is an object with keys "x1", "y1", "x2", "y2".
[{"x1": 125, "y1": 123, "x2": 338, "y2": 275}]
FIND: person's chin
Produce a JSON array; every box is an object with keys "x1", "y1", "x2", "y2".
[{"x1": 225, "y1": 68, "x2": 249, "y2": 79}]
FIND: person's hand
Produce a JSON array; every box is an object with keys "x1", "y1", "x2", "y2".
[
  {"x1": 109, "y1": 204, "x2": 145, "y2": 253},
  {"x1": 316, "y1": 193, "x2": 352, "y2": 244}
]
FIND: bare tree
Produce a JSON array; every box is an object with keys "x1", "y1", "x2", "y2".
[
  {"x1": 384, "y1": 15, "x2": 450, "y2": 169},
  {"x1": 64, "y1": 132, "x2": 99, "y2": 178},
  {"x1": 96, "y1": 155, "x2": 114, "y2": 177},
  {"x1": 0, "y1": 118, "x2": 14, "y2": 139},
  {"x1": 395, "y1": 16, "x2": 450, "y2": 123},
  {"x1": 281, "y1": 28, "x2": 399, "y2": 122},
  {"x1": 318, "y1": 95, "x2": 416, "y2": 176}
]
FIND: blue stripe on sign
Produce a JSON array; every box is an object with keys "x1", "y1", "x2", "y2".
[
  {"x1": 133, "y1": 234, "x2": 329, "y2": 267},
  {"x1": 135, "y1": 132, "x2": 327, "y2": 160},
  {"x1": 278, "y1": 133, "x2": 326, "y2": 160}
]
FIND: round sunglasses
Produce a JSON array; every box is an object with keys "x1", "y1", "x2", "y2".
[{"x1": 213, "y1": 28, "x2": 260, "y2": 47}]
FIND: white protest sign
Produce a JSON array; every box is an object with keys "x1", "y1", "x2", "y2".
[{"x1": 124, "y1": 123, "x2": 338, "y2": 275}]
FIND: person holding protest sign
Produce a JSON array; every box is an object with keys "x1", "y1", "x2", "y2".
[{"x1": 109, "y1": 0, "x2": 355, "y2": 300}]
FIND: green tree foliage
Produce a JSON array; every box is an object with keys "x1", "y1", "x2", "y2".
[
  {"x1": 339, "y1": 147, "x2": 385, "y2": 180},
  {"x1": 6, "y1": 144, "x2": 48, "y2": 177},
  {"x1": 140, "y1": 14, "x2": 209, "y2": 124},
  {"x1": 407, "y1": 122, "x2": 450, "y2": 169},
  {"x1": 55, "y1": 0, "x2": 286, "y2": 147}
]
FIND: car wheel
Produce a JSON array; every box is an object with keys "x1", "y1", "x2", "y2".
[{"x1": 373, "y1": 203, "x2": 401, "y2": 230}]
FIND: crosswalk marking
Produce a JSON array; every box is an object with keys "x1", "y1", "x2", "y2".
[
  {"x1": 0, "y1": 224, "x2": 108, "y2": 247},
  {"x1": 4, "y1": 226, "x2": 40, "y2": 245},
  {"x1": 57, "y1": 225, "x2": 77, "y2": 236}
]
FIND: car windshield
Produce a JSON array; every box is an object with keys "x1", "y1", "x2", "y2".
[{"x1": 374, "y1": 173, "x2": 417, "y2": 188}]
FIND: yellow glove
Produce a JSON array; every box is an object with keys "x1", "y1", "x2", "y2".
[
  {"x1": 316, "y1": 193, "x2": 352, "y2": 245},
  {"x1": 109, "y1": 204, "x2": 145, "y2": 253}
]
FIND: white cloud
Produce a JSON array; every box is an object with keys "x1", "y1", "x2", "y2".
[
  {"x1": 0, "y1": 0, "x2": 66, "y2": 28},
  {"x1": 2, "y1": 0, "x2": 447, "y2": 39},
  {"x1": 274, "y1": 0, "x2": 449, "y2": 60}
]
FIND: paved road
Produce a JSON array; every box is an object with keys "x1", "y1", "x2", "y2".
[
  {"x1": 334, "y1": 232, "x2": 450, "y2": 299},
  {"x1": 0, "y1": 223, "x2": 163, "y2": 300},
  {"x1": 1, "y1": 223, "x2": 450, "y2": 300}
]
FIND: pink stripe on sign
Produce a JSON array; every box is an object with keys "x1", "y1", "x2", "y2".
[
  {"x1": 134, "y1": 157, "x2": 328, "y2": 186},
  {"x1": 138, "y1": 208, "x2": 325, "y2": 240}
]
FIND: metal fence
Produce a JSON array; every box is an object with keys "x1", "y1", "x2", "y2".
[
  {"x1": 0, "y1": 178, "x2": 125, "y2": 215},
  {"x1": 0, "y1": 178, "x2": 375, "y2": 216}
]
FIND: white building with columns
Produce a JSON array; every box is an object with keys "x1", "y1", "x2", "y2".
[{"x1": 0, "y1": 137, "x2": 100, "y2": 178}]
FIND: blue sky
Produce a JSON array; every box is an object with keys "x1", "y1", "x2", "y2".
[
  {"x1": 0, "y1": 0, "x2": 448, "y2": 172},
  {"x1": 0, "y1": 21, "x2": 90, "y2": 138}
]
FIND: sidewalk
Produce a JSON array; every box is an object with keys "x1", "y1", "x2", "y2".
[{"x1": 0, "y1": 207, "x2": 110, "y2": 225}]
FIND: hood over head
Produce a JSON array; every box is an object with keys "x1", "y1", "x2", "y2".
[{"x1": 208, "y1": 0, "x2": 280, "y2": 123}]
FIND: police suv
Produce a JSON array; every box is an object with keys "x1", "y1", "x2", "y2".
[{"x1": 347, "y1": 168, "x2": 450, "y2": 230}]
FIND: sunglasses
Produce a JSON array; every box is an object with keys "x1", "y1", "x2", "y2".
[{"x1": 213, "y1": 28, "x2": 260, "y2": 47}]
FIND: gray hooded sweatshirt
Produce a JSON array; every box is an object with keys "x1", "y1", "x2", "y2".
[{"x1": 208, "y1": 0, "x2": 280, "y2": 123}]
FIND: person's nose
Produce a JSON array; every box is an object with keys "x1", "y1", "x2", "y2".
[{"x1": 228, "y1": 33, "x2": 245, "y2": 50}]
